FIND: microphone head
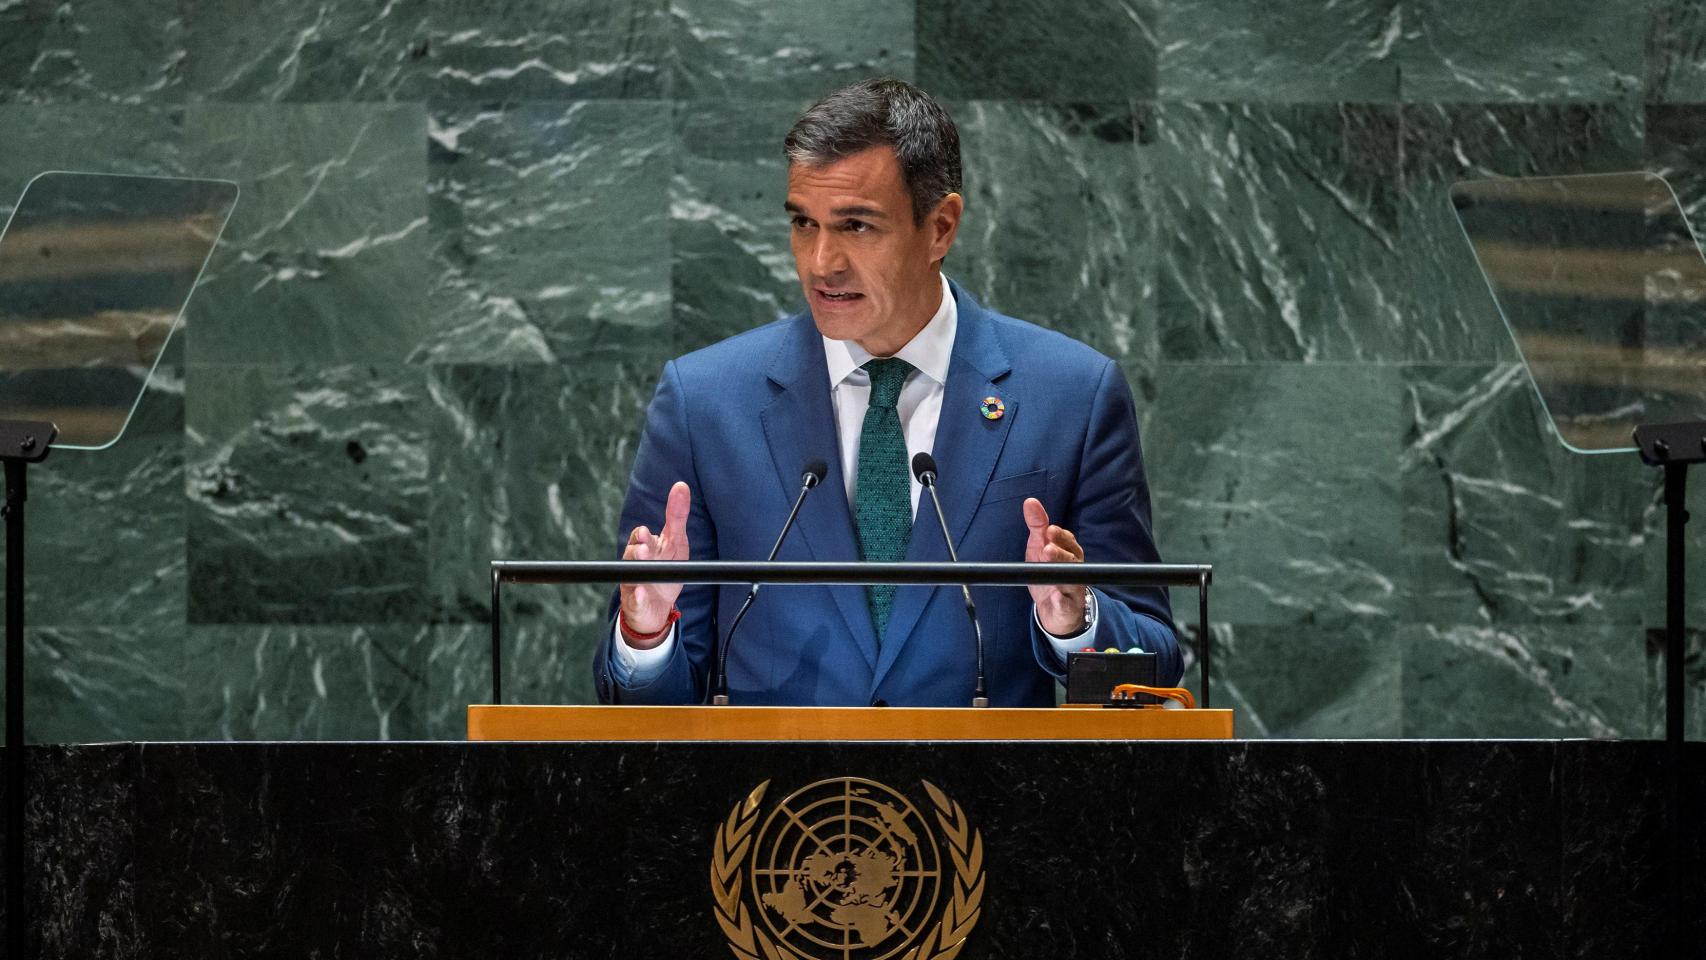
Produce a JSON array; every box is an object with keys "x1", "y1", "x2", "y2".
[
  {"x1": 911, "y1": 451, "x2": 938, "y2": 483},
  {"x1": 801, "y1": 458, "x2": 828, "y2": 488}
]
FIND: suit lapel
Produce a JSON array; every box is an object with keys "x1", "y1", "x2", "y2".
[
  {"x1": 871, "y1": 281, "x2": 1015, "y2": 693},
  {"x1": 758, "y1": 313, "x2": 880, "y2": 670}
]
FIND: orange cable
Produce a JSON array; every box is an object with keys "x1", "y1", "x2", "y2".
[{"x1": 1109, "y1": 684, "x2": 1197, "y2": 709}]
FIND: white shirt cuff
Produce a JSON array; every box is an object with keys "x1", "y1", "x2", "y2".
[
  {"x1": 1038, "y1": 591, "x2": 1101, "y2": 666},
  {"x1": 610, "y1": 621, "x2": 677, "y2": 687}
]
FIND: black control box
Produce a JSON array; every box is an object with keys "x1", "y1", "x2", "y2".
[{"x1": 1065, "y1": 650, "x2": 1161, "y2": 705}]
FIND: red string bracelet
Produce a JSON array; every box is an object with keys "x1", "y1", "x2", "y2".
[{"x1": 619, "y1": 606, "x2": 681, "y2": 644}]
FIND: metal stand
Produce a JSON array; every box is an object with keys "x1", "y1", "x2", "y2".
[
  {"x1": 2, "y1": 420, "x2": 53, "y2": 960},
  {"x1": 489, "y1": 566, "x2": 502, "y2": 706},
  {"x1": 488, "y1": 559, "x2": 1213, "y2": 707},
  {"x1": 1633, "y1": 421, "x2": 1701, "y2": 960}
]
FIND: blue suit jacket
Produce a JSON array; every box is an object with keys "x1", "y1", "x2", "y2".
[{"x1": 593, "y1": 280, "x2": 1181, "y2": 707}]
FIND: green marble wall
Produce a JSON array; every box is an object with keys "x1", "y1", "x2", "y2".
[{"x1": 1, "y1": 0, "x2": 1701, "y2": 742}]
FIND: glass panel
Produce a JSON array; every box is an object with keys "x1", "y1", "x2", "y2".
[
  {"x1": 1451, "y1": 171, "x2": 1706, "y2": 453},
  {"x1": 0, "y1": 171, "x2": 238, "y2": 449}
]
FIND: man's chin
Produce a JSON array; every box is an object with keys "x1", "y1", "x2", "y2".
[{"x1": 810, "y1": 312, "x2": 870, "y2": 343}]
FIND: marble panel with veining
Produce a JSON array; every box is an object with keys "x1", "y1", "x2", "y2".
[
  {"x1": 952, "y1": 100, "x2": 1154, "y2": 363},
  {"x1": 182, "y1": 102, "x2": 430, "y2": 364},
  {"x1": 185, "y1": 364, "x2": 431, "y2": 624},
  {"x1": 1158, "y1": 0, "x2": 1399, "y2": 102},
  {"x1": 918, "y1": 0, "x2": 1156, "y2": 100},
  {"x1": 1147, "y1": 363, "x2": 1404, "y2": 626},
  {"x1": 181, "y1": 625, "x2": 431, "y2": 740},
  {"x1": 1399, "y1": 363, "x2": 1651, "y2": 626},
  {"x1": 670, "y1": 0, "x2": 913, "y2": 99},
  {"x1": 422, "y1": 100, "x2": 672, "y2": 364},
  {"x1": 1155, "y1": 102, "x2": 1404, "y2": 361},
  {"x1": 1400, "y1": 0, "x2": 1645, "y2": 102}
]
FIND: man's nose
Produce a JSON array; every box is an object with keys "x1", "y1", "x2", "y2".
[{"x1": 810, "y1": 230, "x2": 848, "y2": 277}]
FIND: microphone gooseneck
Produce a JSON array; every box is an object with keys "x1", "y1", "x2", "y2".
[
  {"x1": 910, "y1": 452, "x2": 989, "y2": 708},
  {"x1": 711, "y1": 459, "x2": 827, "y2": 705}
]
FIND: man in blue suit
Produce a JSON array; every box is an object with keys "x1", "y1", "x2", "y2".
[{"x1": 593, "y1": 78, "x2": 1181, "y2": 707}]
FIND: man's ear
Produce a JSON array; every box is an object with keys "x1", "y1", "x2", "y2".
[{"x1": 927, "y1": 192, "x2": 963, "y2": 263}]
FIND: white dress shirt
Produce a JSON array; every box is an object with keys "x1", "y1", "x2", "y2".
[{"x1": 612, "y1": 273, "x2": 1099, "y2": 686}]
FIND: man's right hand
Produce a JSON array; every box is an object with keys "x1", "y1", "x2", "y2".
[{"x1": 618, "y1": 480, "x2": 692, "y2": 647}]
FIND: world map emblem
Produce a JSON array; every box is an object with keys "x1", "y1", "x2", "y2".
[{"x1": 711, "y1": 777, "x2": 985, "y2": 960}]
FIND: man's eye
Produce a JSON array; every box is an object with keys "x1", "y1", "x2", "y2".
[
  {"x1": 790, "y1": 216, "x2": 813, "y2": 229},
  {"x1": 843, "y1": 220, "x2": 869, "y2": 232}
]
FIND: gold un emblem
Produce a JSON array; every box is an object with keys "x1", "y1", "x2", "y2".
[{"x1": 711, "y1": 777, "x2": 986, "y2": 960}]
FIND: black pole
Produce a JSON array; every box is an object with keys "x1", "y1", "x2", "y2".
[
  {"x1": 5, "y1": 458, "x2": 26, "y2": 960},
  {"x1": 490, "y1": 566, "x2": 502, "y2": 706},
  {"x1": 1198, "y1": 569, "x2": 1211, "y2": 710},
  {"x1": 1664, "y1": 462, "x2": 1686, "y2": 746},
  {"x1": 1662, "y1": 461, "x2": 1687, "y2": 958}
]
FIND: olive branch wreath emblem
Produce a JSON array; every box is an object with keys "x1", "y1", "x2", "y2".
[{"x1": 710, "y1": 779, "x2": 986, "y2": 960}]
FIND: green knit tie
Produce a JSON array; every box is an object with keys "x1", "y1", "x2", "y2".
[{"x1": 855, "y1": 357, "x2": 914, "y2": 639}]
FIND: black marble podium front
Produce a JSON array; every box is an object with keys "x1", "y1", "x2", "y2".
[{"x1": 3, "y1": 740, "x2": 1702, "y2": 958}]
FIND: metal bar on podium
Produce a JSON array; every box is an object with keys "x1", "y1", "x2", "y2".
[{"x1": 486, "y1": 559, "x2": 1214, "y2": 706}]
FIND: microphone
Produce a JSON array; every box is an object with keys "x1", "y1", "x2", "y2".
[
  {"x1": 911, "y1": 452, "x2": 989, "y2": 708},
  {"x1": 710, "y1": 458, "x2": 828, "y2": 705}
]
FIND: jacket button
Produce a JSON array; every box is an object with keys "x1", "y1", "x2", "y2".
[{"x1": 870, "y1": 698, "x2": 887, "y2": 707}]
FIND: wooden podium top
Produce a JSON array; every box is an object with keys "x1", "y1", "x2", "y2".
[{"x1": 466, "y1": 704, "x2": 1234, "y2": 742}]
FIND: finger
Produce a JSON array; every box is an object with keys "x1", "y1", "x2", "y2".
[
  {"x1": 661, "y1": 481, "x2": 691, "y2": 541},
  {"x1": 1045, "y1": 543, "x2": 1081, "y2": 563},
  {"x1": 1023, "y1": 499, "x2": 1050, "y2": 562},
  {"x1": 1048, "y1": 525, "x2": 1084, "y2": 559},
  {"x1": 627, "y1": 524, "x2": 652, "y2": 546},
  {"x1": 1022, "y1": 497, "x2": 1049, "y2": 533}
]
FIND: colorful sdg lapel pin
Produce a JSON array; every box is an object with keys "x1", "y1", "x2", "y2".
[{"x1": 980, "y1": 396, "x2": 1005, "y2": 420}]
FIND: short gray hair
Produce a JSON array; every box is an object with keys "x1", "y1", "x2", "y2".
[{"x1": 783, "y1": 78, "x2": 962, "y2": 226}]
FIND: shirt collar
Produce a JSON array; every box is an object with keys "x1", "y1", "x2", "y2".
[{"x1": 822, "y1": 273, "x2": 957, "y2": 388}]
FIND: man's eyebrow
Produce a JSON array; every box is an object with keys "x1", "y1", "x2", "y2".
[{"x1": 782, "y1": 202, "x2": 888, "y2": 219}]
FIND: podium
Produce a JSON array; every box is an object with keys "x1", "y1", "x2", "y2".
[
  {"x1": 467, "y1": 704, "x2": 1236, "y2": 741},
  {"x1": 4, "y1": 739, "x2": 1699, "y2": 956}
]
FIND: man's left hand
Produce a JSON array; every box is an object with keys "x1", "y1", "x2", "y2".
[{"x1": 1023, "y1": 497, "x2": 1089, "y2": 636}]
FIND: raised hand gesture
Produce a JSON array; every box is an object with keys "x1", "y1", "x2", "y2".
[
  {"x1": 618, "y1": 481, "x2": 692, "y2": 646},
  {"x1": 1023, "y1": 497, "x2": 1089, "y2": 636}
]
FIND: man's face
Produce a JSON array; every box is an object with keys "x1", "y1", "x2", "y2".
[{"x1": 785, "y1": 146, "x2": 961, "y2": 356}]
